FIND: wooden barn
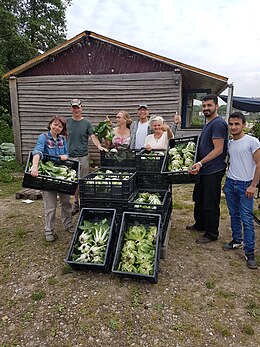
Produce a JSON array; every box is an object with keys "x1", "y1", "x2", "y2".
[{"x1": 3, "y1": 30, "x2": 229, "y2": 164}]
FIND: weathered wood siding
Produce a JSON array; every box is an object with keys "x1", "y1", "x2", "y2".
[{"x1": 16, "y1": 71, "x2": 181, "y2": 164}]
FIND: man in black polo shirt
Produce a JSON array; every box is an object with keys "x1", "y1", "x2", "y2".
[{"x1": 187, "y1": 94, "x2": 228, "y2": 243}]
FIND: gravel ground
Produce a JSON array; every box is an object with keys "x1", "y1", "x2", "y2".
[{"x1": 0, "y1": 184, "x2": 259, "y2": 347}]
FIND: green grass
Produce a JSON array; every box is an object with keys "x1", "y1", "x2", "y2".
[
  {"x1": 0, "y1": 177, "x2": 23, "y2": 197},
  {"x1": 205, "y1": 281, "x2": 216, "y2": 289},
  {"x1": 216, "y1": 288, "x2": 235, "y2": 299},
  {"x1": 246, "y1": 301, "x2": 260, "y2": 318},
  {"x1": 213, "y1": 321, "x2": 232, "y2": 337},
  {"x1": 129, "y1": 286, "x2": 142, "y2": 307},
  {"x1": 241, "y1": 324, "x2": 255, "y2": 335},
  {"x1": 31, "y1": 290, "x2": 46, "y2": 302},
  {"x1": 61, "y1": 264, "x2": 74, "y2": 275}
]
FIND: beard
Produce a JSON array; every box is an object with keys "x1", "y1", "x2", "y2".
[{"x1": 203, "y1": 106, "x2": 217, "y2": 118}]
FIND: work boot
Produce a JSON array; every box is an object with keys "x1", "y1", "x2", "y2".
[{"x1": 245, "y1": 253, "x2": 258, "y2": 269}]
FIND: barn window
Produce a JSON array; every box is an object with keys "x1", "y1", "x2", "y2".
[{"x1": 182, "y1": 89, "x2": 211, "y2": 128}]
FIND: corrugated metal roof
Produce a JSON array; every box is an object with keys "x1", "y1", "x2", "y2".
[{"x1": 3, "y1": 30, "x2": 228, "y2": 85}]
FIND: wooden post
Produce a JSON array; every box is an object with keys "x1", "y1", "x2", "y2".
[{"x1": 9, "y1": 76, "x2": 22, "y2": 163}]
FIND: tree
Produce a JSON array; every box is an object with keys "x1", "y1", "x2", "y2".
[
  {"x1": 18, "y1": 0, "x2": 71, "y2": 53},
  {"x1": 1, "y1": 0, "x2": 71, "y2": 54},
  {"x1": 0, "y1": 0, "x2": 71, "y2": 140}
]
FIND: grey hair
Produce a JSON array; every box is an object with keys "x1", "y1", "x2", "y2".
[{"x1": 149, "y1": 115, "x2": 164, "y2": 125}]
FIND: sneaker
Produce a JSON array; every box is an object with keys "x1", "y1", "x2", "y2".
[
  {"x1": 196, "y1": 236, "x2": 217, "y2": 244},
  {"x1": 45, "y1": 230, "x2": 55, "y2": 242},
  {"x1": 186, "y1": 224, "x2": 204, "y2": 232},
  {"x1": 65, "y1": 225, "x2": 74, "y2": 234},
  {"x1": 72, "y1": 202, "x2": 79, "y2": 216},
  {"x1": 223, "y1": 240, "x2": 243, "y2": 251},
  {"x1": 245, "y1": 253, "x2": 258, "y2": 269}
]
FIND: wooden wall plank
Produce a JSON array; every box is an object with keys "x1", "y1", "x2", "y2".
[{"x1": 16, "y1": 71, "x2": 181, "y2": 164}]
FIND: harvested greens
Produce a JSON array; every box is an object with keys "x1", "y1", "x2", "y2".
[
  {"x1": 133, "y1": 192, "x2": 162, "y2": 209},
  {"x1": 168, "y1": 141, "x2": 196, "y2": 172},
  {"x1": 86, "y1": 169, "x2": 131, "y2": 186},
  {"x1": 141, "y1": 150, "x2": 165, "y2": 161},
  {"x1": 93, "y1": 120, "x2": 114, "y2": 142},
  {"x1": 117, "y1": 224, "x2": 158, "y2": 275},
  {"x1": 72, "y1": 218, "x2": 110, "y2": 263},
  {"x1": 30, "y1": 160, "x2": 78, "y2": 181}
]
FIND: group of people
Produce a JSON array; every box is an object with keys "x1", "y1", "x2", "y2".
[
  {"x1": 107, "y1": 104, "x2": 181, "y2": 151},
  {"x1": 30, "y1": 100, "x2": 180, "y2": 242},
  {"x1": 30, "y1": 94, "x2": 259, "y2": 270},
  {"x1": 187, "y1": 94, "x2": 259, "y2": 269}
]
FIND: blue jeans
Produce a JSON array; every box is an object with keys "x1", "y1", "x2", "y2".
[{"x1": 224, "y1": 177, "x2": 255, "y2": 254}]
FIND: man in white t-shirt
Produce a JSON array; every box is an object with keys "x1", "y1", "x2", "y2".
[
  {"x1": 129, "y1": 104, "x2": 151, "y2": 150},
  {"x1": 223, "y1": 112, "x2": 260, "y2": 269}
]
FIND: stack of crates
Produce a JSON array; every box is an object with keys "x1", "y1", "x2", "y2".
[
  {"x1": 79, "y1": 168, "x2": 137, "y2": 223},
  {"x1": 69, "y1": 148, "x2": 174, "y2": 282}
]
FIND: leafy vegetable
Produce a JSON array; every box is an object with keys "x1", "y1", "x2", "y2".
[
  {"x1": 133, "y1": 192, "x2": 162, "y2": 209},
  {"x1": 29, "y1": 160, "x2": 77, "y2": 181},
  {"x1": 94, "y1": 120, "x2": 114, "y2": 142},
  {"x1": 86, "y1": 170, "x2": 131, "y2": 186},
  {"x1": 141, "y1": 150, "x2": 165, "y2": 161},
  {"x1": 72, "y1": 218, "x2": 110, "y2": 264},
  {"x1": 117, "y1": 224, "x2": 158, "y2": 275},
  {"x1": 168, "y1": 141, "x2": 196, "y2": 172}
]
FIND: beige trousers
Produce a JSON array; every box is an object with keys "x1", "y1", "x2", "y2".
[{"x1": 42, "y1": 191, "x2": 72, "y2": 232}]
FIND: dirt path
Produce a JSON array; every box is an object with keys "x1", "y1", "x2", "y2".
[{"x1": 0, "y1": 186, "x2": 259, "y2": 347}]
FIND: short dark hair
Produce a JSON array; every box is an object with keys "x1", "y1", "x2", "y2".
[
  {"x1": 228, "y1": 112, "x2": 246, "y2": 124},
  {"x1": 202, "y1": 94, "x2": 218, "y2": 105}
]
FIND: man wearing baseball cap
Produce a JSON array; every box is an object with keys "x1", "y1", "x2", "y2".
[
  {"x1": 67, "y1": 99, "x2": 107, "y2": 215},
  {"x1": 129, "y1": 104, "x2": 152, "y2": 150}
]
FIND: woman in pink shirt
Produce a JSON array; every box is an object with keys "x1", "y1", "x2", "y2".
[{"x1": 108, "y1": 111, "x2": 132, "y2": 149}]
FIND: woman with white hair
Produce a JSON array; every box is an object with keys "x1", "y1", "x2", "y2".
[{"x1": 144, "y1": 115, "x2": 173, "y2": 150}]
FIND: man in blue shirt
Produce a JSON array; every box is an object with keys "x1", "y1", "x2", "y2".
[{"x1": 187, "y1": 94, "x2": 228, "y2": 243}]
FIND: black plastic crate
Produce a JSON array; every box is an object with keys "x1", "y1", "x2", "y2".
[
  {"x1": 161, "y1": 195, "x2": 173, "y2": 244},
  {"x1": 161, "y1": 136, "x2": 200, "y2": 184},
  {"x1": 79, "y1": 199, "x2": 127, "y2": 225},
  {"x1": 137, "y1": 172, "x2": 171, "y2": 191},
  {"x1": 79, "y1": 170, "x2": 137, "y2": 201},
  {"x1": 22, "y1": 152, "x2": 80, "y2": 195},
  {"x1": 100, "y1": 149, "x2": 139, "y2": 169},
  {"x1": 127, "y1": 189, "x2": 170, "y2": 215},
  {"x1": 112, "y1": 212, "x2": 162, "y2": 283},
  {"x1": 136, "y1": 149, "x2": 166, "y2": 173},
  {"x1": 66, "y1": 208, "x2": 117, "y2": 272}
]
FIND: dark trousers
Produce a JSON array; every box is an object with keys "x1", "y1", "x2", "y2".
[{"x1": 193, "y1": 169, "x2": 225, "y2": 240}]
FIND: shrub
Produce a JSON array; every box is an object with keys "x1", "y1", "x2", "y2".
[
  {"x1": 0, "y1": 159, "x2": 23, "y2": 183},
  {"x1": 251, "y1": 119, "x2": 260, "y2": 139},
  {"x1": 0, "y1": 120, "x2": 13, "y2": 144}
]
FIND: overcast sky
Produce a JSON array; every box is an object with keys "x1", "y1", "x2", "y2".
[{"x1": 66, "y1": 0, "x2": 260, "y2": 98}]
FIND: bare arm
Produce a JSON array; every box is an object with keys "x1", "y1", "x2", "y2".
[
  {"x1": 189, "y1": 138, "x2": 224, "y2": 174},
  {"x1": 246, "y1": 148, "x2": 260, "y2": 198},
  {"x1": 90, "y1": 134, "x2": 108, "y2": 151},
  {"x1": 162, "y1": 123, "x2": 174, "y2": 139},
  {"x1": 31, "y1": 154, "x2": 40, "y2": 177}
]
